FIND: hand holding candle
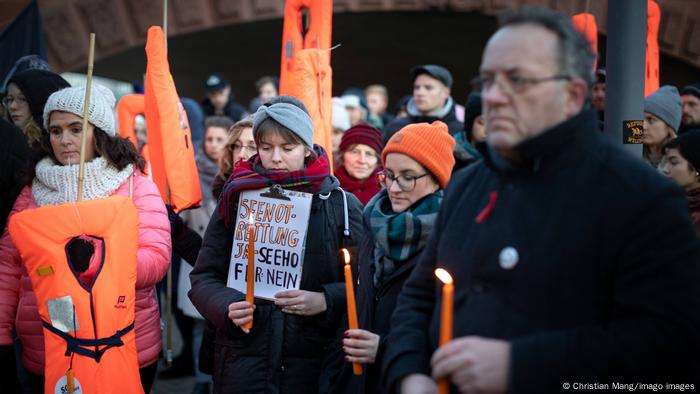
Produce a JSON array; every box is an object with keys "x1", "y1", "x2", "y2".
[
  {"x1": 342, "y1": 248, "x2": 362, "y2": 375},
  {"x1": 244, "y1": 213, "x2": 256, "y2": 330},
  {"x1": 435, "y1": 268, "x2": 453, "y2": 394}
]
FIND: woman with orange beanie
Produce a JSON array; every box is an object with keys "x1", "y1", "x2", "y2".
[{"x1": 322, "y1": 121, "x2": 455, "y2": 394}]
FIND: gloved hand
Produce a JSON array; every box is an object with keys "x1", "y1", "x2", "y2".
[
  {"x1": 0, "y1": 345, "x2": 20, "y2": 392},
  {"x1": 166, "y1": 205, "x2": 186, "y2": 240}
]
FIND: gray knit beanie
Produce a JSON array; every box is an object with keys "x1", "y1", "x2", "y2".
[
  {"x1": 252, "y1": 97, "x2": 314, "y2": 148},
  {"x1": 644, "y1": 85, "x2": 682, "y2": 132},
  {"x1": 43, "y1": 83, "x2": 117, "y2": 136}
]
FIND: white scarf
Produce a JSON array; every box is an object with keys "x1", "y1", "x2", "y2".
[{"x1": 32, "y1": 157, "x2": 133, "y2": 207}]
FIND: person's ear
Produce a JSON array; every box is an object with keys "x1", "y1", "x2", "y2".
[{"x1": 565, "y1": 79, "x2": 588, "y2": 117}]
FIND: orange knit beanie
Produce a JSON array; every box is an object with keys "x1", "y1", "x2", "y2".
[{"x1": 382, "y1": 121, "x2": 456, "y2": 188}]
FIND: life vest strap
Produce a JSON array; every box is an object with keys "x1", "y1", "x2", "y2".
[{"x1": 42, "y1": 320, "x2": 135, "y2": 362}]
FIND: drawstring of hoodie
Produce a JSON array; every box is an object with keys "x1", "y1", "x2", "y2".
[{"x1": 475, "y1": 191, "x2": 498, "y2": 224}]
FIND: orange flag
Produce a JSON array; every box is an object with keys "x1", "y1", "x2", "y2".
[
  {"x1": 572, "y1": 13, "x2": 598, "y2": 71},
  {"x1": 646, "y1": 0, "x2": 660, "y2": 97},
  {"x1": 144, "y1": 26, "x2": 201, "y2": 212}
]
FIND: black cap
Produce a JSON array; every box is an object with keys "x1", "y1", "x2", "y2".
[
  {"x1": 675, "y1": 130, "x2": 700, "y2": 171},
  {"x1": 682, "y1": 82, "x2": 700, "y2": 102},
  {"x1": 205, "y1": 73, "x2": 228, "y2": 92},
  {"x1": 595, "y1": 68, "x2": 606, "y2": 83},
  {"x1": 463, "y1": 93, "x2": 482, "y2": 142},
  {"x1": 410, "y1": 65, "x2": 453, "y2": 88},
  {"x1": 8, "y1": 69, "x2": 70, "y2": 128}
]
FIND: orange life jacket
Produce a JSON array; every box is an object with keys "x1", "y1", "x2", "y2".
[
  {"x1": 572, "y1": 13, "x2": 598, "y2": 71},
  {"x1": 145, "y1": 26, "x2": 202, "y2": 213},
  {"x1": 8, "y1": 196, "x2": 143, "y2": 394},
  {"x1": 116, "y1": 94, "x2": 151, "y2": 176},
  {"x1": 646, "y1": 0, "x2": 660, "y2": 97},
  {"x1": 279, "y1": 0, "x2": 332, "y2": 94},
  {"x1": 116, "y1": 93, "x2": 145, "y2": 150},
  {"x1": 279, "y1": 0, "x2": 334, "y2": 165},
  {"x1": 284, "y1": 48, "x2": 333, "y2": 164}
]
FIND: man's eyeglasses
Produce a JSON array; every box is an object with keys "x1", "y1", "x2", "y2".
[
  {"x1": 378, "y1": 171, "x2": 430, "y2": 192},
  {"x1": 475, "y1": 73, "x2": 571, "y2": 95},
  {"x1": 2, "y1": 95, "x2": 27, "y2": 108},
  {"x1": 231, "y1": 144, "x2": 257, "y2": 154}
]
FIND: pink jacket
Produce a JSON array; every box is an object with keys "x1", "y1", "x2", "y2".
[{"x1": 0, "y1": 173, "x2": 171, "y2": 374}]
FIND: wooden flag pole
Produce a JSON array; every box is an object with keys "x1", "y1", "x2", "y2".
[
  {"x1": 163, "y1": 0, "x2": 168, "y2": 48},
  {"x1": 77, "y1": 33, "x2": 96, "y2": 202},
  {"x1": 163, "y1": 0, "x2": 174, "y2": 368}
]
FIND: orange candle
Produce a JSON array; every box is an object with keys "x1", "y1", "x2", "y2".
[
  {"x1": 342, "y1": 248, "x2": 362, "y2": 375},
  {"x1": 435, "y1": 268, "x2": 453, "y2": 394},
  {"x1": 244, "y1": 213, "x2": 255, "y2": 329}
]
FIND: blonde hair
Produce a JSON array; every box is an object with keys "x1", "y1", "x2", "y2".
[
  {"x1": 218, "y1": 116, "x2": 254, "y2": 180},
  {"x1": 365, "y1": 84, "x2": 388, "y2": 99}
]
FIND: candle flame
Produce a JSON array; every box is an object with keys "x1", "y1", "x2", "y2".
[
  {"x1": 435, "y1": 268, "x2": 453, "y2": 285},
  {"x1": 341, "y1": 248, "x2": 350, "y2": 265}
]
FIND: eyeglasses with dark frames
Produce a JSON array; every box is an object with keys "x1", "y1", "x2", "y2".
[{"x1": 377, "y1": 171, "x2": 430, "y2": 192}]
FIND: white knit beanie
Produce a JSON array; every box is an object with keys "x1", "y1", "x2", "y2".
[{"x1": 43, "y1": 83, "x2": 117, "y2": 136}]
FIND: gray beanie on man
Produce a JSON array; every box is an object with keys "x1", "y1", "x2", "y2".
[{"x1": 644, "y1": 85, "x2": 682, "y2": 132}]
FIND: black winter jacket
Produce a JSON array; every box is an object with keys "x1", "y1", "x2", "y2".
[
  {"x1": 322, "y1": 206, "x2": 421, "y2": 394},
  {"x1": 381, "y1": 110, "x2": 700, "y2": 393},
  {"x1": 383, "y1": 99, "x2": 462, "y2": 143},
  {"x1": 0, "y1": 119, "x2": 30, "y2": 232},
  {"x1": 201, "y1": 97, "x2": 248, "y2": 122},
  {"x1": 189, "y1": 177, "x2": 365, "y2": 394}
]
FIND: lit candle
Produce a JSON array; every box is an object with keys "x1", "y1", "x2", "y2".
[
  {"x1": 342, "y1": 248, "x2": 362, "y2": 375},
  {"x1": 244, "y1": 213, "x2": 255, "y2": 330},
  {"x1": 435, "y1": 268, "x2": 453, "y2": 394}
]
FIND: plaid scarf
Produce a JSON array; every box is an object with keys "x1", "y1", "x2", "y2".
[
  {"x1": 219, "y1": 145, "x2": 331, "y2": 227},
  {"x1": 366, "y1": 189, "x2": 443, "y2": 287}
]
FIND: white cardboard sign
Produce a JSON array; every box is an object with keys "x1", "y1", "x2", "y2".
[{"x1": 226, "y1": 187, "x2": 312, "y2": 300}]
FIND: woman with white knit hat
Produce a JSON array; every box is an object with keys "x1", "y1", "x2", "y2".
[{"x1": 0, "y1": 84, "x2": 171, "y2": 393}]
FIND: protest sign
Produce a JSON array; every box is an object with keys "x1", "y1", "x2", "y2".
[{"x1": 227, "y1": 186, "x2": 312, "y2": 300}]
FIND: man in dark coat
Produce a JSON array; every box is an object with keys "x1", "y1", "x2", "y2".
[
  {"x1": 382, "y1": 7, "x2": 700, "y2": 394},
  {"x1": 680, "y1": 82, "x2": 700, "y2": 135},
  {"x1": 383, "y1": 65, "x2": 463, "y2": 143},
  {"x1": 200, "y1": 73, "x2": 248, "y2": 122}
]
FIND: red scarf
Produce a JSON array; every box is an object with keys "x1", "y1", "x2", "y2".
[
  {"x1": 219, "y1": 146, "x2": 331, "y2": 227},
  {"x1": 335, "y1": 165, "x2": 382, "y2": 206}
]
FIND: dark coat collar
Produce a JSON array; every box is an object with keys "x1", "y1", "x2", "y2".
[{"x1": 477, "y1": 109, "x2": 599, "y2": 177}]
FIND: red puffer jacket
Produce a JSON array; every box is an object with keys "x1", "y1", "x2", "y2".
[{"x1": 0, "y1": 173, "x2": 170, "y2": 374}]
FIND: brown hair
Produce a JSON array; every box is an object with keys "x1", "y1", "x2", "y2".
[
  {"x1": 205, "y1": 116, "x2": 234, "y2": 133},
  {"x1": 218, "y1": 116, "x2": 254, "y2": 180},
  {"x1": 22, "y1": 118, "x2": 44, "y2": 149}
]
